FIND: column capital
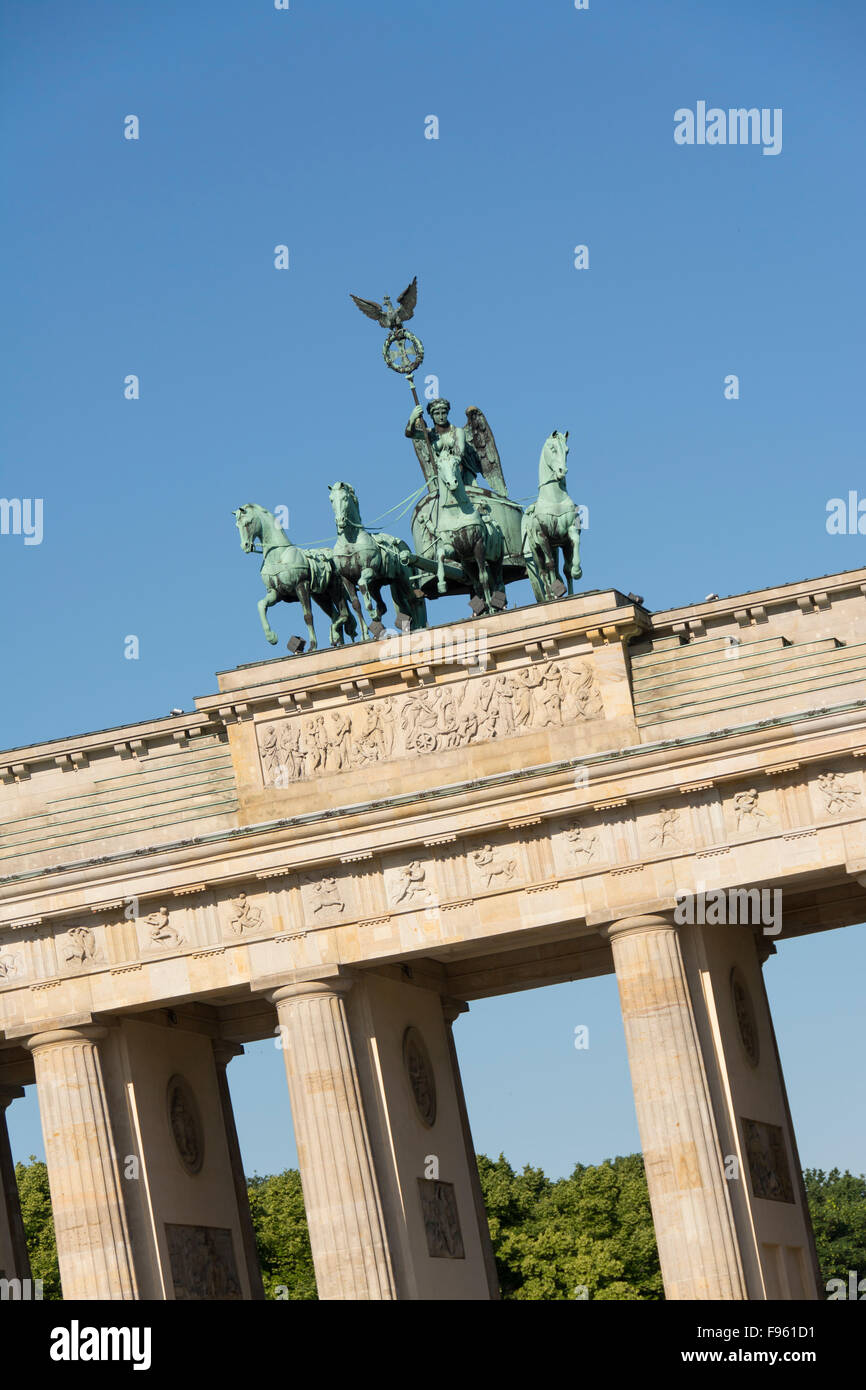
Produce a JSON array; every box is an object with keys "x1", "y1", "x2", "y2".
[
  {"x1": 271, "y1": 971, "x2": 356, "y2": 1008},
  {"x1": 212, "y1": 1040, "x2": 244, "y2": 1068},
  {"x1": 598, "y1": 912, "x2": 675, "y2": 944},
  {"x1": 0, "y1": 1084, "x2": 25, "y2": 1110},
  {"x1": 25, "y1": 1025, "x2": 108, "y2": 1054},
  {"x1": 755, "y1": 936, "x2": 777, "y2": 965},
  {"x1": 442, "y1": 996, "x2": 469, "y2": 1025}
]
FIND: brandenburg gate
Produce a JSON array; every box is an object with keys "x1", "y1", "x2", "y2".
[
  {"x1": 2, "y1": 563, "x2": 866, "y2": 1299},
  {"x1": 1, "y1": 282, "x2": 862, "y2": 1300}
]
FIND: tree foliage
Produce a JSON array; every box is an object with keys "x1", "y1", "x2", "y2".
[
  {"x1": 803, "y1": 1168, "x2": 866, "y2": 1288},
  {"x1": 14, "y1": 1156, "x2": 61, "y2": 1299},
  {"x1": 12, "y1": 1154, "x2": 866, "y2": 1301},
  {"x1": 477, "y1": 1151, "x2": 663, "y2": 1300},
  {"x1": 246, "y1": 1169, "x2": 317, "y2": 1299}
]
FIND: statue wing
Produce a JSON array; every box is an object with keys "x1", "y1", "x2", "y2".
[
  {"x1": 465, "y1": 407, "x2": 507, "y2": 496},
  {"x1": 350, "y1": 293, "x2": 387, "y2": 326},
  {"x1": 396, "y1": 276, "x2": 418, "y2": 323}
]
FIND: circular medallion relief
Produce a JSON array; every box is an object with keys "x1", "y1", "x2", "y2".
[
  {"x1": 403, "y1": 1026, "x2": 437, "y2": 1128},
  {"x1": 730, "y1": 966, "x2": 760, "y2": 1069},
  {"x1": 166, "y1": 1074, "x2": 205, "y2": 1175}
]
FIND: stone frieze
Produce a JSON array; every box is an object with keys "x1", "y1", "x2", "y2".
[{"x1": 256, "y1": 659, "x2": 604, "y2": 787}]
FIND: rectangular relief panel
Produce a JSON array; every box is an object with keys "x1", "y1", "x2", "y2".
[
  {"x1": 741, "y1": 1117, "x2": 795, "y2": 1204},
  {"x1": 165, "y1": 1223, "x2": 243, "y2": 1300},
  {"x1": 417, "y1": 1179, "x2": 465, "y2": 1260}
]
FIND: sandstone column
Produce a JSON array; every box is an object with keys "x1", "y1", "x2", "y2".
[
  {"x1": 27, "y1": 1027, "x2": 138, "y2": 1299},
  {"x1": 603, "y1": 914, "x2": 747, "y2": 1299},
  {"x1": 0, "y1": 1085, "x2": 31, "y2": 1283},
  {"x1": 272, "y1": 978, "x2": 395, "y2": 1300},
  {"x1": 213, "y1": 1039, "x2": 265, "y2": 1300},
  {"x1": 442, "y1": 998, "x2": 500, "y2": 1299}
]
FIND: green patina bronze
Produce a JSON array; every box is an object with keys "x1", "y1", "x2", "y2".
[
  {"x1": 235, "y1": 278, "x2": 587, "y2": 650},
  {"x1": 522, "y1": 431, "x2": 583, "y2": 601},
  {"x1": 429, "y1": 445, "x2": 506, "y2": 610},
  {"x1": 233, "y1": 504, "x2": 357, "y2": 651},
  {"x1": 328, "y1": 481, "x2": 426, "y2": 637}
]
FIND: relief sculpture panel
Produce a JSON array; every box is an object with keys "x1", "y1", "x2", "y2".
[
  {"x1": 417, "y1": 1179, "x2": 465, "y2": 1259},
  {"x1": 256, "y1": 659, "x2": 604, "y2": 787},
  {"x1": 814, "y1": 770, "x2": 862, "y2": 818},
  {"x1": 741, "y1": 1118, "x2": 795, "y2": 1204},
  {"x1": 165, "y1": 1224, "x2": 242, "y2": 1300},
  {"x1": 469, "y1": 842, "x2": 519, "y2": 891},
  {"x1": 0, "y1": 943, "x2": 25, "y2": 981},
  {"x1": 388, "y1": 859, "x2": 435, "y2": 908},
  {"x1": 727, "y1": 786, "x2": 777, "y2": 837},
  {"x1": 551, "y1": 816, "x2": 609, "y2": 877},
  {"x1": 60, "y1": 925, "x2": 102, "y2": 970},
  {"x1": 144, "y1": 906, "x2": 185, "y2": 950},
  {"x1": 300, "y1": 873, "x2": 347, "y2": 925}
]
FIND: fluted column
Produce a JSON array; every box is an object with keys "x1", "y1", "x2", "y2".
[
  {"x1": 27, "y1": 1027, "x2": 138, "y2": 1299},
  {"x1": 0, "y1": 1085, "x2": 31, "y2": 1282},
  {"x1": 603, "y1": 914, "x2": 747, "y2": 1300},
  {"x1": 272, "y1": 978, "x2": 395, "y2": 1300},
  {"x1": 442, "y1": 998, "x2": 500, "y2": 1299},
  {"x1": 213, "y1": 1040, "x2": 265, "y2": 1300}
]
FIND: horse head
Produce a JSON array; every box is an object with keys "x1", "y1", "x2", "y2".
[
  {"x1": 233, "y1": 504, "x2": 261, "y2": 553},
  {"x1": 234, "y1": 503, "x2": 291, "y2": 554},
  {"x1": 539, "y1": 430, "x2": 569, "y2": 484},
  {"x1": 329, "y1": 481, "x2": 361, "y2": 530},
  {"x1": 436, "y1": 446, "x2": 462, "y2": 499}
]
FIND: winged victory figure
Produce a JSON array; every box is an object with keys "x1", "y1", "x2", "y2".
[
  {"x1": 405, "y1": 398, "x2": 508, "y2": 496},
  {"x1": 350, "y1": 272, "x2": 509, "y2": 497}
]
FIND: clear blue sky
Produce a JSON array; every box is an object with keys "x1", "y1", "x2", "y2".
[{"x1": 2, "y1": 1, "x2": 865, "y2": 1180}]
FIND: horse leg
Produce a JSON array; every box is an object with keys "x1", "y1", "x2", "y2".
[
  {"x1": 524, "y1": 542, "x2": 546, "y2": 604},
  {"x1": 490, "y1": 530, "x2": 505, "y2": 595},
  {"x1": 313, "y1": 588, "x2": 350, "y2": 646},
  {"x1": 560, "y1": 541, "x2": 573, "y2": 596},
  {"x1": 358, "y1": 566, "x2": 382, "y2": 627},
  {"x1": 475, "y1": 536, "x2": 493, "y2": 612},
  {"x1": 361, "y1": 574, "x2": 388, "y2": 630},
  {"x1": 295, "y1": 580, "x2": 317, "y2": 652},
  {"x1": 566, "y1": 523, "x2": 582, "y2": 584},
  {"x1": 389, "y1": 555, "x2": 426, "y2": 628},
  {"x1": 437, "y1": 543, "x2": 448, "y2": 595},
  {"x1": 328, "y1": 598, "x2": 346, "y2": 647},
  {"x1": 258, "y1": 584, "x2": 281, "y2": 645},
  {"x1": 372, "y1": 584, "x2": 388, "y2": 626},
  {"x1": 342, "y1": 578, "x2": 370, "y2": 641},
  {"x1": 399, "y1": 558, "x2": 427, "y2": 630},
  {"x1": 391, "y1": 575, "x2": 419, "y2": 629},
  {"x1": 522, "y1": 522, "x2": 546, "y2": 604},
  {"x1": 332, "y1": 589, "x2": 349, "y2": 645},
  {"x1": 538, "y1": 530, "x2": 558, "y2": 598}
]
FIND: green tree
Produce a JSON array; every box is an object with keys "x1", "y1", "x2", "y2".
[
  {"x1": 246, "y1": 1169, "x2": 317, "y2": 1300},
  {"x1": 803, "y1": 1168, "x2": 866, "y2": 1290},
  {"x1": 476, "y1": 1151, "x2": 663, "y2": 1300},
  {"x1": 15, "y1": 1152, "x2": 866, "y2": 1302},
  {"x1": 15, "y1": 1156, "x2": 61, "y2": 1299}
]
